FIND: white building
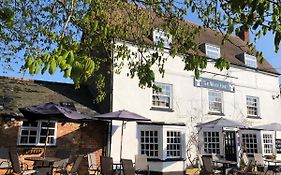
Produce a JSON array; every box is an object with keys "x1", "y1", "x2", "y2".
[{"x1": 91, "y1": 24, "x2": 281, "y2": 175}]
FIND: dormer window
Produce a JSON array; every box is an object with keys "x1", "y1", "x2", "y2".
[
  {"x1": 152, "y1": 29, "x2": 172, "y2": 49},
  {"x1": 202, "y1": 43, "x2": 220, "y2": 59},
  {"x1": 244, "y1": 53, "x2": 257, "y2": 68}
]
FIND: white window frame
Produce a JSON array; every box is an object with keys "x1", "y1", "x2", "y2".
[
  {"x1": 152, "y1": 82, "x2": 173, "y2": 109},
  {"x1": 18, "y1": 120, "x2": 57, "y2": 146},
  {"x1": 208, "y1": 90, "x2": 223, "y2": 114},
  {"x1": 163, "y1": 125, "x2": 186, "y2": 159},
  {"x1": 246, "y1": 96, "x2": 260, "y2": 117},
  {"x1": 138, "y1": 125, "x2": 185, "y2": 160},
  {"x1": 205, "y1": 43, "x2": 220, "y2": 59},
  {"x1": 166, "y1": 130, "x2": 182, "y2": 158},
  {"x1": 244, "y1": 53, "x2": 257, "y2": 68},
  {"x1": 152, "y1": 29, "x2": 172, "y2": 49},
  {"x1": 261, "y1": 131, "x2": 275, "y2": 155}
]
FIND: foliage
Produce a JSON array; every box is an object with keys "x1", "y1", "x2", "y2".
[{"x1": 0, "y1": 0, "x2": 280, "y2": 101}]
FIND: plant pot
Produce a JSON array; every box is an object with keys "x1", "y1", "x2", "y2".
[{"x1": 186, "y1": 168, "x2": 200, "y2": 175}]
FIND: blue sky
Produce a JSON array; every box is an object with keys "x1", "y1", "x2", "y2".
[{"x1": 1, "y1": 11, "x2": 281, "y2": 83}]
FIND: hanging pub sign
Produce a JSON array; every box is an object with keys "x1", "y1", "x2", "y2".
[{"x1": 194, "y1": 77, "x2": 235, "y2": 92}]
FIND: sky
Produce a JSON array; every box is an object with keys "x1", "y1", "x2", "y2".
[{"x1": 1, "y1": 9, "x2": 281, "y2": 84}]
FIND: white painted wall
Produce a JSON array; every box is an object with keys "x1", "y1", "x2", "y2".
[{"x1": 109, "y1": 41, "x2": 281, "y2": 172}]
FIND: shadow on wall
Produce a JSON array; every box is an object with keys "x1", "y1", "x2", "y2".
[{"x1": 0, "y1": 118, "x2": 108, "y2": 160}]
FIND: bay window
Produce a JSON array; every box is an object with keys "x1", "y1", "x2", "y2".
[{"x1": 138, "y1": 124, "x2": 185, "y2": 160}]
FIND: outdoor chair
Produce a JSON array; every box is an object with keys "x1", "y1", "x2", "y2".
[
  {"x1": 100, "y1": 156, "x2": 114, "y2": 175},
  {"x1": 9, "y1": 151, "x2": 37, "y2": 175},
  {"x1": 55, "y1": 154, "x2": 83, "y2": 175},
  {"x1": 201, "y1": 156, "x2": 222, "y2": 175},
  {"x1": 0, "y1": 147, "x2": 12, "y2": 173},
  {"x1": 53, "y1": 149, "x2": 72, "y2": 172},
  {"x1": 121, "y1": 159, "x2": 135, "y2": 175},
  {"x1": 253, "y1": 153, "x2": 265, "y2": 172},
  {"x1": 211, "y1": 153, "x2": 223, "y2": 170},
  {"x1": 87, "y1": 152, "x2": 100, "y2": 175},
  {"x1": 135, "y1": 154, "x2": 149, "y2": 175},
  {"x1": 233, "y1": 159, "x2": 258, "y2": 175}
]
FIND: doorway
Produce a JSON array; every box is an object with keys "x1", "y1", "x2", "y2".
[{"x1": 224, "y1": 131, "x2": 237, "y2": 162}]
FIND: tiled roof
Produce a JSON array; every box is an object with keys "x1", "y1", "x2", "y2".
[
  {"x1": 107, "y1": 5, "x2": 278, "y2": 74},
  {"x1": 194, "y1": 27, "x2": 278, "y2": 74},
  {"x1": 0, "y1": 76, "x2": 98, "y2": 119}
]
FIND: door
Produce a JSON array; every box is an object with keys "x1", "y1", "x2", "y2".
[{"x1": 224, "y1": 131, "x2": 237, "y2": 161}]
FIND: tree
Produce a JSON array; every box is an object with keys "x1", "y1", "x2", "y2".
[{"x1": 0, "y1": 0, "x2": 280, "y2": 101}]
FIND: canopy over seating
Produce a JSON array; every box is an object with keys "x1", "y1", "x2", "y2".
[
  {"x1": 255, "y1": 122, "x2": 281, "y2": 131},
  {"x1": 195, "y1": 117, "x2": 246, "y2": 129}
]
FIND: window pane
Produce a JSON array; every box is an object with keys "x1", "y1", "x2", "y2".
[
  {"x1": 152, "y1": 83, "x2": 172, "y2": 109},
  {"x1": 140, "y1": 130, "x2": 159, "y2": 158}
]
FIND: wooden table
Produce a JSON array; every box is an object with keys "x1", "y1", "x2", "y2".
[
  {"x1": 25, "y1": 157, "x2": 61, "y2": 175},
  {"x1": 264, "y1": 159, "x2": 281, "y2": 175},
  {"x1": 213, "y1": 159, "x2": 237, "y2": 175}
]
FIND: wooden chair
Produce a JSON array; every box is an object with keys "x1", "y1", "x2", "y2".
[
  {"x1": 52, "y1": 149, "x2": 72, "y2": 172},
  {"x1": 55, "y1": 155, "x2": 83, "y2": 175},
  {"x1": 135, "y1": 154, "x2": 149, "y2": 175},
  {"x1": 9, "y1": 151, "x2": 37, "y2": 175},
  {"x1": 233, "y1": 159, "x2": 258, "y2": 175},
  {"x1": 87, "y1": 152, "x2": 100, "y2": 175},
  {"x1": 201, "y1": 156, "x2": 221, "y2": 174},
  {"x1": 253, "y1": 153, "x2": 265, "y2": 172},
  {"x1": 121, "y1": 159, "x2": 135, "y2": 175},
  {"x1": 100, "y1": 156, "x2": 113, "y2": 175}
]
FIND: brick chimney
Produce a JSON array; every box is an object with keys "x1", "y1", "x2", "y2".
[{"x1": 237, "y1": 28, "x2": 250, "y2": 43}]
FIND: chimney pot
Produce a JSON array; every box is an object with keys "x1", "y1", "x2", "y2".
[{"x1": 237, "y1": 28, "x2": 250, "y2": 43}]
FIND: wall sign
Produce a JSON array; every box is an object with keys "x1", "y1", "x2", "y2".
[
  {"x1": 276, "y1": 139, "x2": 281, "y2": 153},
  {"x1": 194, "y1": 77, "x2": 235, "y2": 92}
]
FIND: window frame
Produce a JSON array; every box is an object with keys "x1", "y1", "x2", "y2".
[
  {"x1": 246, "y1": 95, "x2": 260, "y2": 118},
  {"x1": 241, "y1": 132, "x2": 259, "y2": 155},
  {"x1": 138, "y1": 124, "x2": 185, "y2": 160},
  {"x1": 202, "y1": 130, "x2": 221, "y2": 154},
  {"x1": 166, "y1": 130, "x2": 183, "y2": 159},
  {"x1": 152, "y1": 29, "x2": 172, "y2": 49},
  {"x1": 261, "y1": 131, "x2": 275, "y2": 155},
  {"x1": 205, "y1": 44, "x2": 220, "y2": 59},
  {"x1": 208, "y1": 90, "x2": 223, "y2": 114},
  {"x1": 244, "y1": 53, "x2": 257, "y2": 68},
  {"x1": 152, "y1": 82, "x2": 173, "y2": 109},
  {"x1": 18, "y1": 120, "x2": 57, "y2": 146}
]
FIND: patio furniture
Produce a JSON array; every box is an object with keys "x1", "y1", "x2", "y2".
[
  {"x1": 53, "y1": 149, "x2": 72, "y2": 172},
  {"x1": 100, "y1": 156, "x2": 114, "y2": 175},
  {"x1": 253, "y1": 153, "x2": 265, "y2": 172},
  {"x1": 87, "y1": 152, "x2": 100, "y2": 175},
  {"x1": 55, "y1": 154, "x2": 83, "y2": 175},
  {"x1": 201, "y1": 156, "x2": 222, "y2": 174},
  {"x1": 9, "y1": 151, "x2": 37, "y2": 175},
  {"x1": 0, "y1": 147, "x2": 12, "y2": 174},
  {"x1": 264, "y1": 159, "x2": 281, "y2": 175},
  {"x1": 211, "y1": 153, "x2": 223, "y2": 169},
  {"x1": 233, "y1": 159, "x2": 257, "y2": 175},
  {"x1": 121, "y1": 159, "x2": 135, "y2": 175},
  {"x1": 135, "y1": 154, "x2": 149, "y2": 175},
  {"x1": 212, "y1": 159, "x2": 236, "y2": 175}
]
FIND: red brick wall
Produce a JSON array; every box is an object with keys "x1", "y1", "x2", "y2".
[{"x1": 0, "y1": 117, "x2": 107, "y2": 174}]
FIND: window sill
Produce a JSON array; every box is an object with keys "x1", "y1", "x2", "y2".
[
  {"x1": 208, "y1": 112, "x2": 225, "y2": 116},
  {"x1": 247, "y1": 115, "x2": 261, "y2": 119},
  {"x1": 150, "y1": 107, "x2": 174, "y2": 112}
]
